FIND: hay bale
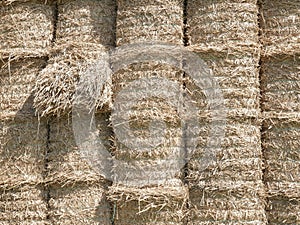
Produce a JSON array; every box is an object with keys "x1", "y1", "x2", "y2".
[
  {"x1": 46, "y1": 112, "x2": 112, "y2": 185},
  {"x1": 261, "y1": 54, "x2": 300, "y2": 114},
  {"x1": 187, "y1": 0, "x2": 259, "y2": 51},
  {"x1": 267, "y1": 197, "x2": 300, "y2": 225},
  {"x1": 0, "y1": 0, "x2": 54, "y2": 58},
  {"x1": 263, "y1": 117, "x2": 300, "y2": 198},
  {"x1": 0, "y1": 58, "x2": 47, "y2": 117},
  {"x1": 48, "y1": 182, "x2": 111, "y2": 225},
  {"x1": 0, "y1": 115, "x2": 47, "y2": 189},
  {"x1": 56, "y1": 0, "x2": 116, "y2": 48},
  {"x1": 186, "y1": 49, "x2": 260, "y2": 118},
  {"x1": 108, "y1": 185, "x2": 187, "y2": 224},
  {"x1": 261, "y1": 0, "x2": 300, "y2": 55},
  {"x1": 188, "y1": 118, "x2": 266, "y2": 224},
  {"x1": 0, "y1": 185, "x2": 47, "y2": 224},
  {"x1": 33, "y1": 46, "x2": 112, "y2": 116},
  {"x1": 116, "y1": 0, "x2": 183, "y2": 46}
]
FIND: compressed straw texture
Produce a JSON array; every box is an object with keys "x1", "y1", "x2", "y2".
[
  {"x1": 108, "y1": 185, "x2": 187, "y2": 225},
  {"x1": 0, "y1": 58, "x2": 47, "y2": 117},
  {"x1": 0, "y1": 0, "x2": 54, "y2": 58},
  {"x1": 48, "y1": 182, "x2": 111, "y2": 225},
  {"x1": 261, "y1": 54, "x2": 300, "y2": 115},
  {"x1": 0, "y1": 185, "x2": 47, "y2": 224},
  {"x1": 116, "y1": 0, "x2": 183, "y2": 46},
  {"x1": 261, "y1": 0, "x2": 300, "y2": 56},
  {"x1": 0, "y1": 115, "x2": 47, "y2": 189},
  {"x1": 33, "y1": 46, "x2": 112, "y2": 116},
  {"x1": 56, "y1": 0, "x2": 116, "y2": 48},
  {"x1": 46, "y1": 112, "x2": 112, "y2": 185},
  {"x1": 262, "y1": 118, "x2": 300, "y2": 224},
  {"x1": 266, "y1": 197, "x2": 300, "y2": 225},
  {"x1": 187, "y1": 0, "x2": 259, "y2": 51}
]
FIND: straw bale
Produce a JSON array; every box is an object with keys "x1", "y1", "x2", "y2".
[
  {"x1": 187, "y1": 116, "x2": 265, "y2": 223},
  {"x1": 48, "y1": 182, "x2": 111, "y2": 225},
  {"x1": 55, "y1": 0, "x2": 116, "y2": 48},
  {"x1": 261, "y1": 54, "x2": 300, "y2": 114},
  {"x1": 187, "y1": 0, "x2": 259, "y2": 52},
  {"x1": 116, "y1": 0, "x2": 183, "y2": 46},
  {"x1": 263, "y1": 117, "x2": 300, "y2": 198},
  {"x1": 46, "y1": 112, "x2": 112, "y2": 185},
  {"x1": 266, "y1": 197, "x2": 300, "y2": 225},
  {"x1": 111, "y1": 62, "x2": 185, "y2": 187},
  {"x1": 261, "y1": 0, "x2": 300, "y2": 56},
  {"x1": 186, "y1": 49, "x2": 260, "y2": 118},
  {"x1": 0, "y1": 58, "x2": 47, "y2": 117},
  {"x1": 0, "y1": 184, "x2": 48, "y2": 224},
  {"x1": 0, "y1": 115, "x2": 47, "y2": 189},
  {"x1": 0, "y1": 0, "x2": 54, "y2": 58},
  {"x1": 108, "y1": 185, "x2": 187, "y2": 224},
  {"x1": 33, "y1": 45, "x2": 112, "y2": 116}
]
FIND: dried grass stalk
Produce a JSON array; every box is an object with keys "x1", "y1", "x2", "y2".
[
  {"x1": 116, "y1": 0, "x2": 183, "y2": 46},
  {"x1": 33, "y1": 46, "x2": 112, "y2": 116},
  {"x1": 0, "y1": 0, "x2": 54, "y2": 58},
  {"x1": 187, "y1": 0, "x2": 259, "y2": 52},
  {"x1": 0, "y1": 115, "x2": 47, "y2": 189},
  {"x1": 0, "y1": 185, "x2": 47, "y2": 224},
  {"x1": 261, "y1": 54, "x2": 300, "y2": 114},
  {"x1": 263, "y1": 117, "x2": 300, "y2": 198},
  {"x1": 56, "y1": 0, "x2": 116, "y2": 48},
  {"x1": 48, "y1": 182, "x2": 111, "y2": 225},
  {"x1": 266, "y1": 197, "x2": 300, "y2": 225},
  {"x1": 46, "y1": 112, "x2": 112, "y2": 186},
  {"x1": 108, "y1": 185, "x2": 188, "y2": 224},
  {"x1": 0, "y1": 58, "x2": 47, "y2": 117},
  {"x1": 261, "y1": 0, "x2": 300, "y2": 56}
]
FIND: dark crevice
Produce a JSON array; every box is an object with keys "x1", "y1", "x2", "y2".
[
  {"x1": 182, "y1": 1, "x2": 189, "y2": 224},
  {"x1": 51, "y1": 1, "x2": 59, "y2": 44},
  {"x1": 257, "y1": 0, "x2": 270, "y2": 224},
  {"x1": 43, "y1": 118, "x2": 51, "y2": 222}
]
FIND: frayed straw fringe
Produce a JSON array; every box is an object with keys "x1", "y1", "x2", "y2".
[
  {"x1": 116, "y1": 0, "x2": 183, "y2": 46},
  {"x1": 0, "y1": 58, "x2": 47, "y2": 117},
  {"x1": 0, "y1": 116, "x2": 47, "y2": 189},
  {"x1": 33, "y1": 45, "x2": 112, "y2": 117},
  {"x1": 187, "y1": 0, "x2": 260, "y2": 52},
  {"x1": 45, "y1": 112, "x2": 112, "y2": 186},
  {"x1": 0, "y1": 184, "x2": 48, "y2": 224},
  {"x1": 261, "y1": 0, "x2": 300, "y2": 56},
  {"x1": 0, "y1": 0, "x2": 54, "y2": 58},
  {"x1": 108, "y1": 184, "x2": 188, "y2": 224},
  {"x1": 48, "y1": 182, "x2": 111, "y2": 225},
  {"x1": 55, "y1": 0, "x2": 116, "y2": 48}
]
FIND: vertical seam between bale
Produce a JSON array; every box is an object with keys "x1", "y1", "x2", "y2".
[
  {"x1": 44, "y1": 118, "x2": 51, "y2": 222},
  {"x1": 257, "y1": 0, "x2": 270, "y2": 224},
  {"x1": 52, "y1": 1, "x2": 59, "y2": 43}
]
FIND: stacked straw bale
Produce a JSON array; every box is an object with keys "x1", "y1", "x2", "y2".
[
  {"x1": 108, "y1": 0, "x2": 187, "y2": 224},
  {"x1": 48, "y1": 183, "x2": 111, "y2": 225},
  {"x1": 0, "y1": 185, "x2": 48, "y2": 224},
  {"x1": 261, "y1": 1, "x2": 300, "y2": 224},
  {"x1": 46, "y1": 112, "x2": 112, "y2": 224},
  {"x1": 187, "y1": 0, "x2": 266, "y2": 224},
  {"x1": 261, "y1": 0, "x2": 300, "y2": 56},
  {"x1": 0, "y1": 0, "x2": 54, "y2": 58},
  {"x1": 116, "y1": 0, "x2": 183, "y2": 46},
  {"x1": 0, "y1": 58, "x2": 47, "y2": 117},
  {"x1": 33, "y1": 0, "x2": 116, "y2": 116}
]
